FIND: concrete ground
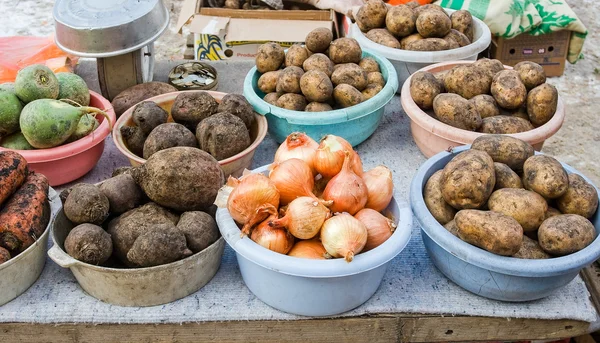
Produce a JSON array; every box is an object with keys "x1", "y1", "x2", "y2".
[{"x1": 1, "y1": 0, "x2": 598, "y2": 183}]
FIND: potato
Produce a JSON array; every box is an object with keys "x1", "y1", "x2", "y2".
[
  {"x1": 443, "y1": 219, "x2": 459, "y2": 236},
  {"x1": 258, "y1": 71, "x2": 281, "y2": 94},
  {"x1": 143, "y1": 123, "x2": 198, "y2": 160},
  {"x1": 132, "y1": 147, "x2": 225, "y2": 211},
  {"x1": 514, "y1": 61, "x2": 546, "y2": 90},
  {"x1": 488, "y1": 188, "x2": 548, "y2": 231},
  {"x1": 300, "y1": 70, "x2": 334, "y2": 103},
  {"x1": 218, "y1": 94, "x2": 255, "y2": 129},
  {"x1": 365, "y1": 29, "x2": 401, "y2": 49},
  {"x1": 132, "y1": 101, "x2": 168, "y2": 135},
  {"x1": 196, "y1": 112, "x2": 251, "y2": 161},
  {"x1": 329, "y1": 38, "x2": 362, "y2": 64},
  {"x1": 255, "y1": 42, "x2": 285, "y2": 73},
  {"x1": 99, "y1": 174, "x2": 144, "y2": 214},
  {"x1": 305, "y1": 102, "x2": 333, "y2": 112},
  {"x1": 410, "y1": 71, "x2": 442, "y2": 110},
  {"x1": 64, "y1": 184, "x2": 110, "y2": 225},
  {"x1": 493, "y1": 162, "x2": 523, "y2": 190},
  {"x1": 277, "y1": 66, "x2": 304, "y2": 94},
  {"x1": 413, "y1": 4, "x2": 447, "y2": 17},
  {"x1": 523, "y1": 155, "x2": 569, "y2": 199},
  {"x1": 513, "y1": 235, "x2": 551, "y2": 259},
  {"x1": 556, "y1": 173, "x2": 599, "y2": 218},
  {"x1": 277, "y1": 93, "x2": 308, "y2": 111},
  {"x1": 538, "y1": 214, "x2": 595, "y2": 256},
  {"x1": 0, "y1": 247, "x2": 10, "y2": 264},
  {"x1": 65, "y1": 224, "x2": 113, "y2": 265},
  {"x1": 356, "y1": 0, "x2": 388, "y2": 32},
  {"x1": 433, "y1": 93, "x2": 482, "y2": 131},
  {"x1": 385, "y1": 5, "x2": 416, "y2": 38},
  {"x1": 443, "y1": 38, "x2": 460, "y2": 50},
  {"x1": 127, "y1": 224, "x2": 192, "y2": 267},
  {"x1": 367, "y1": 72, "x2": 385, "y2": 88},
  {"x1": 441, "y1": 149, "x2": 495, "y2": 209},
  {"x1": 504, "y1": 106, "x2": 530, "y2": 120},
  {"x1": 303, "y1": 53, "x2": 335, "y2": 77},
  {"x1": 400, "y1": 33, "x2": 424, "y2": 49},
  {"x1": 471, "y1": 135, "x2": 534, "y2": 171},
  {"x1": 362, "y1": 84, "x2": 383, "y2": 100},
  {"x1": 112, "y1": 166, "x2": 133, "y2": 178},
  {"x1": 546, "y1": 207, "x2": 562, "y2": 219},
  {"x1": 473, "y1": 58, "x2": 505, "y2": 79},
  {"x1": 469, "y1": 94, "x2": 499, "y2": 119},
  {"x1": 424, "y1": 170, "x2": 456, "y2": 224},
  {"x1": 433, "y1": 70, "x2": 448, "y2": 91},
  {"x1": 405, "y1": 1, "x2": 419, "y2": 9},
  {"x1": 407, "y1": 38, "x2": 449, "y2": 51},
  {"x1": 331, "y1": 63, "x2": 368, "y2": 91},
  {"x1": 120, "y1": 126, "x2": 146, "y2": 157},
  {"x1": 450, "y1": 10, "x2": 474, "y2": 42},
  {"x1": 305, "y1": 28, "x2": 333, "y2": 53},
  {"x1": 491, "y1": 70, "x2": 527, "y2": 110},
  {"x1": 478, "y1": 116, "x2": 534, "y2": 134},
  {"x1": 455, "y1": 210, "x2": 523, "y2": 256},
  {"x1": 177, "y1": 211, "x2": 220, "y2": 253},
  {"x1": 333, "y1": 84, "x2": 363, "y2": 108},
  {"x1": 526, "y1": 83, "x2": 558, "y2": 127},
  {"x1": 171, "y1": 91, "x2": 219, "y2": 130},
  {"x1": 444, "y1": 64, "x2": 491, "y2": 99},
  {"x1": 263, "y1": 92, "x2": 281, "y2": 105},
  {"x1": 443, "y1": 29, "x2": 471, "y2": 47},
  {"x1": 285, "y1": 44, "x2": 309, "y2": 68},
  {"x1": 111, "y1": 82, "x2": 177, "y2": 117},
  {"x1": 359, "y1": 57, "x2": 380, "y2": 73},
  {"x1": 416, "y1": 10, "x2": 451, "y2": 38}
]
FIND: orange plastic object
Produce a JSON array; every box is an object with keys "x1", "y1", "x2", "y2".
[
  {"x1": 387, "y1": 0, "x2": 433, "y2": 4},
  {"x1": 0, "y1": 36, "x2": 78, "y2": 83}
]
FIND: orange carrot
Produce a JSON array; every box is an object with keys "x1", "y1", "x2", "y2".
[
  {"x1": 0, "y1": 172, "x2": 49, "y2": 253},
  {"x1": 0, "y1": 151, "x2": 28, "y2": 208}
]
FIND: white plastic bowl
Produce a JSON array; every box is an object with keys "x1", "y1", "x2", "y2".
[
  {"x1": 349, "y1": 9, "x2": 491, "y2": 93},
  {"x1": 216, "y1": 165, "x2": 413, "y2": 316}
]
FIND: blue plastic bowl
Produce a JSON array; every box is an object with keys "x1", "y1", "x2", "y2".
[
  {"x1": 410, "y1": 145, "x2": 600, "y2": 302},
  {"x1": 243, "y1": 50, "x2": 399, "y2": 147}
]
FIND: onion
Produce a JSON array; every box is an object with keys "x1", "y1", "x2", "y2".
[
  {"x1": 363, "y1": 166, "x2": 394, "y2": 212},
  {"x1": 320, "y1": 213, "x2": 367, "y2": 262},
  {"x1": 226, "y1": 173, "x2": 280, "y2": 235},
  {"x1": 250, "y1": 205, "x2": 295, "y2": 254},
  {"x1": 269, "y1": 158, "x2": 315, "y2": 205},
  {"x1": 274, "y1": 132, "x2": 319, "y2": 172},
  {"x1": 314, "y1": 135, "x2": 363, "y2": 178},
  {"x1": 323, "y1": 151, "x2": 368, "y2": 215},
  {"x1": 354, "y1": 208, "x2": 396, "y2": 251},
  {"x1": 288, "y1": 239, "x2": 328, "y2": 259},
  {"x1": 269, "y1": 196, "x2": 331, "y2": 239}
]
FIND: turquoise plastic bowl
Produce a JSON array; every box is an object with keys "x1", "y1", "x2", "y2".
[{"x1": 243, "y1": 50, "x2": 399, "y2": 147}]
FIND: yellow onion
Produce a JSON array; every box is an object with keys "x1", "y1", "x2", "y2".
[
  {"x1": 323, "y1": 151, "x2": 368, "y2": 215},
  {"x1": 274, "y1": 132, "x2": 319, "y2": 172},
  {"x1": 250, "y1": 204, "x2": 295, "y2": 254},
  {"x1": 288, "y1": 239, "x2": 328, "y2": 259},
  {"x1": 354, "y1": 208, "x2": 396, "y2": 251},
  {"x1": 363, "y1": 166, "x2": 394, "y2": 212},
  {"x1": 269, "y1": 196, "x2": 331, "y2": 239},
  {"x1": 226, "y1": 173, "x2": 280, "y2": 235},
  {"x1": 320, "y1": 213, "x2": 367, "y2": 262},
  {"x1": 314, "y1": 135, "x2": 363, "y2": 178},
  {"x1": 269, "y1": 158, "x2": 315, "y2": 205}
]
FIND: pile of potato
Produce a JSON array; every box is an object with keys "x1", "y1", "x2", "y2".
[
  {"x1": 410, "y1": 59, "x2": 559, "y2": 133},
  {"x1": 356, "y1": 1, "x2": 474, "y2": 52},
  {"x1": 256, "y1": 28, "x2": 386, "y2": 112},
  {"x1": 121, "y1": 91, "x2": 254, "y2": 161},
  {"x1": 60, "y1": 147, "x2": 224, "y2": 268},
  {"x1": 424, "y1": 135, "x2": 598, "y2": 259}
]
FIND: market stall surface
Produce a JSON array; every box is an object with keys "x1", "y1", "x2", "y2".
[{"x1": 0, "y1": 60, "x2": 597, "y2": 343}]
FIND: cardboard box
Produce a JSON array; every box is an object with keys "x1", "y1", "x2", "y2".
[
  {"x1": 490, "y1": 30, "x2": 570, "y2": 77},
  {"x1": 177, "y1": 1, "x2": 339, "y2": 61}
]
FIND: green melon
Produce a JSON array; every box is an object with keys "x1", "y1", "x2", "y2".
[
  {"x1": 66, "y1": 114, "x2": 99, "y2": 143},
  {"x1": 0, "y1": 90, "x2": 23, "y2": 137},
  {"x1": 1, "y1": 132, "x2": 34, "y2": 150},
  {"x1": 56, "y1": 72, "x2": 90, "y2": 106},
  {"x1": 14, "y1": 64, "x2": 59, "y2": 103}
]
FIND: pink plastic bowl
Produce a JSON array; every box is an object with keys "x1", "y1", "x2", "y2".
[
  {"x1": 400, "y1": 61, "x2": 565, "y2": 158},
  {"x1": 0, "y1": 91, "x2": 116, "y2": 186}
]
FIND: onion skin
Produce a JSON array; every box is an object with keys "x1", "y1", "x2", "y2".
[
  {"x1": 363, "y1": 166, "x2": 394, "y2": 212},
  {"x1": 250, "y1": 205, "x2": 295, "y2": 254},
  {"x1": 323, "y1": 151, "x2": 368, "y2": 215},
  {"x1": 269, "y1": 158, "x2": 315, "y2": 205},
  {"x1": 354, "y1": 208, "x2": 396, "y2": 251},
  {"x1": 314, "y1": 135, "x2": 363, "y2": 178},
  {"x1": 321, "y1": 213, "x2": 367, "y2": 262},
  {"x1": 269, "y1": 196, "x2": 331, "y2": 239},
  {"x1": 288, "y1": 239, "x2": 328, "y2": 259},
  {"x1": 274, "y1": 132, "x2": 319, "y2": 173},
  {"x1": 227, "y1": 173, "x2": 280, "y2": 235}
]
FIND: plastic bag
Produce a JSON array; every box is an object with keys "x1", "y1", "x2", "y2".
[{"x1": 0, "y1": 36, "x2": 78, "y2": 83}]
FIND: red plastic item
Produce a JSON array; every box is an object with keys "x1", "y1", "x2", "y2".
[{"x1": 0, "y1": 36, "x2": 78, "y2": 83}]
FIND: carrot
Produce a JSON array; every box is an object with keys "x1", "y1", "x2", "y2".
[
  {"x1": 0, "y1": 247, "x2": 10, "y2": 264},
  {"x1": 0, "y1": 172, "x2": 49, "y2": 253},
  {"x1": 0, "y1": 150, "x2": 28, "y2": 208}
]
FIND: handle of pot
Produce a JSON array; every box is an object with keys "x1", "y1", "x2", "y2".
[{"x1": 48, "y1": 245, "x2": 78, "y2": 268}]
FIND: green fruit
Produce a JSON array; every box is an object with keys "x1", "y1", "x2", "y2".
[
  {"x1": 14, "y1": 64, "x2": 59, "y2": 103},
  {"x1": 1, "y1": 132, "x2": 34, "y2": 150},
  {"x1": 66, "y1": 114, "x2": 99, "y2": 143},
  {"x1": 0, "y1": 83, "x2": 16, "y2": 93},
  {"x1": 0, "y1": 91, "x2": 23, "y2": 137},
  {"x1": 56, "y1": 72, "x2": 90, "y2": 106}
]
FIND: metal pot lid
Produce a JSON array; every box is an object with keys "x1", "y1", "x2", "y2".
[{"x1": 53, "y1": 0, "x2": 169, "y2": 58}]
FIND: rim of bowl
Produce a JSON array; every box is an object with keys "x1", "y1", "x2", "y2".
[
  {"x1": 216, "y1": 164, "x2": 413, "y2": 279},
  {"x1": 112, "y1": 90, "x2": 268, "y2": 166},
  {"x1": 0, "y1": 91, "x2": 116, "y2": 163},
  {"x1": 410, "y1": 145, "x2": 600, "y2": 277},
  {"x1": 399, "y1": 61, "x2": 566, "y2": 146}
]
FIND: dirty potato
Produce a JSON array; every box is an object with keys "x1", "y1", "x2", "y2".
[
  {"x1": 366, "y1": 29, "x2": 401, "y2": 49},
  {"x1": 413, "y1": 4, "x2": 447, "y2": 17},
  {"x1": 329, "y1": 38, "x2": 362, "y2": 64},
  {"x1": 494, "y1": 162, "x2": 523, "y2": 190},
  {"x1": 478, "y1": 116, "x2": 534, "y2": 134},
  {"x1": 300, "y1": 70, "x2": 334, "y2": 103},
  {"x1": 450, "y1": 10, "x2": 474, "y2": 42},
  {"x1": 362, "y1": 84, "x2": 383, "y2": 100},
  {"x1": 333, "y1": 84, "x2": 363, "y2": 108},
  {"x1": 513, "y1": 235, "x2": 551, "y2": 259},
  {"x1": 473, "y1": 58, "x2": 505, "y2": 79},
  {"x1": 255, "y1": 42, "x2": 285, "y2": 73},
  {"x1": 277, "y1": 93, "x2": 308, "y2": 111},
  {"x1": 433, "y1": 93, "x2": 482, "y2": 131},
  {"x1": 488, "y1": 188, "x2": 548, "y2": 231},
  {"x1": 538, "y1": 214, "x2": 596, "y2": 256},
  {"x1": 455, "y1": 210, "x2": 523, "y2": 256},
  {"x1": 359, "y1": 57, "x2": 380, "y2": 73},
  {"x1": 491, "y1": 70, "x2": 527, "y2": 109},
  {"x1": 444, "y1": 64, "x2": 491, "y2": 99},
  {"x1": 443, "y1": 29, "x2": 471, "y2": 47},
  {"x1": 416, "y1": 10, "x2": 452, "y2": 38},
  {"x1": 385, "y1": 5, "x2": 416, "y2": 38},
  {"x1": 303, "y1": 53, "x2": 335, "y2": 77},
  {"x1": 424, "y1": 170, "x2": 457, "y2": 225},
  {"x1": 406, "y1": 38, "x2": 449, "y2": 51},
  {"x1": 263, "y1": 92, "x2": 281, "y2": 105},
  {"x1": 545, "y1": 207, "x2": 562, "y2": 219},
  {"x1": 276, "y1": 66, "x2": 304, "y2": 94},
  {"x1": 305, "y1": 28, "x2": 333, "y2": 53},
  {"x1": 527, "y1": 83, "x2": 558, "y2": 127},
  {"x1": 305, "y1": 102, "x2": 333, "y2": 112},
  {"x1": 331, "y1": 63, "x2": 368, "y2": 91},
  {"x1": 443, "y1": 219, "x2": 459, "y2": 236},
  {"x1": 367, "y1": 72, "x2": 386, "y2": 88},
  {"x1": 258, "y1": 70, "x2": 281, "y2": 94},
  {"x1": 471, "y1": 135, "x2": 535, "y2": 171},
  {"x1": 514, "y1": 61, "x2": 546, "y2": 90},
  {"x1": 556, "y1": 173, "x2": 599, "y2": 218},
  {"x1": 400, "y1": 33, "x2": 424, "y2": 49},
  {"x1": 356, "y1": 0, "x2": 388, "y2": 32},
  {"x1": 440, "y1": 149, "x2": 495, "y2": 209},
  {"x1": 410, "y1": 71, "x2": 442, "y2": 110},
  {"x1": 285, "y1": 44, "x2": 309, "y2": 68},
  {"x1": 523, "y1": 155, "x2": 569, "y2": 199},
  {"x1": 469, "y1": 94, "x2": 499, "y2": 118}
]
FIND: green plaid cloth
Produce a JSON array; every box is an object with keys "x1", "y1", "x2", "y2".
[{"x1": 435, "y1": 0, "x2": 587, "y2": 63}]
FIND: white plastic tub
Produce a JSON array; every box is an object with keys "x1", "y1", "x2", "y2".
[
  {"x1": 216, "y1": 165, "x2": 413, "y2": 316},
  {"x1": 349, "y1": 9, "x2": 491, "y2": 93}
]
